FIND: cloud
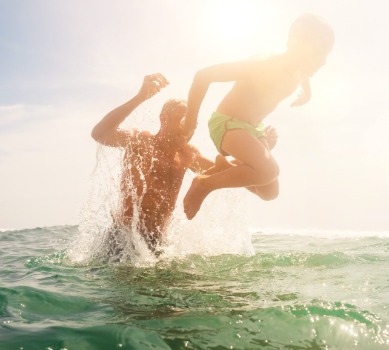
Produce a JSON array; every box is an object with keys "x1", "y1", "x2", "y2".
[
  {"x1": 0, "y1": 104, "x2": 54, "y2": 133},
  {"x1": 0, "y1": 105, "x2": 29, "y2": 128},
  {"x1": 0, "y1": 102, "x2": 97, "y2": 229}
]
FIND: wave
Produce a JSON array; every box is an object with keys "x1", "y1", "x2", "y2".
[
  {"x1": 2, "y1": 224, "x2": 389, "y2": 240},
  {"x1": 254, "y1": 227, "x2": 389, "y2": 238},
  {"x1": 2, "y1": 292, "x2": 388, "y2": 349},
  {"x1": 1, "y1": 224, "x2": 389, "y2": 349}
]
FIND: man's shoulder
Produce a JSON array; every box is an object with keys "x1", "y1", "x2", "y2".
[
  {"x1": 183, "y1": 143, "x2": 199, "y2": 154},
  {"x1": 122, "y1": 130, "x2": 153, "y2": 151},
  {"x1": 131, "y1": 129, "x2": 153, "y2": 141},
  {"x1": 177, "y1": 144, "x2": 200, "y2": 161}
]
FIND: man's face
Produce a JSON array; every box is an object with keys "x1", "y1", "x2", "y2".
[{"x1": 162, "y1": 101, "x2": 188, "y2": 146}]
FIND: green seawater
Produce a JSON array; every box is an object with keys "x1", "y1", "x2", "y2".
[{"x1": 1, "y1": 225, "x2": 389, "y2": 349}]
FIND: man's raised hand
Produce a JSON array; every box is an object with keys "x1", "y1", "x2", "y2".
[{"x1": 138, "y1": 73, "x2": 169, "y2": 100}]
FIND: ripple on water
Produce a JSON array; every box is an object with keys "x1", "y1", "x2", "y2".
[{"x1": 0, "y1": 285, "x2": 114, "y2": 324}]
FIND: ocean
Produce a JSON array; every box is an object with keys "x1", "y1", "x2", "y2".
[{"x1": 1, "y1": 224, "x2": 388, "y2": 349}]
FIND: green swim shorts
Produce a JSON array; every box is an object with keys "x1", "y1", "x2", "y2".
[{"x1": 208, "y1": 111, "x2": 266, "y2": 156}]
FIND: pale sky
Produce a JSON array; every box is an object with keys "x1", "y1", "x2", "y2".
[{"x1": 1, "y1": 0, "x2": 388, "y2": 232}]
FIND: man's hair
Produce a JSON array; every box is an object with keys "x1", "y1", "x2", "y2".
[
  {"x1": 288, "y1": 14, "x2": 335, "y2": 53},
  {"x1": 160, "y1": 99, "x2": 187, "y2": 116}
]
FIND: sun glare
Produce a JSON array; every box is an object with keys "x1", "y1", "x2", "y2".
[{"x1": 200, "y1": 0, "x2": 282, "y2": 59}]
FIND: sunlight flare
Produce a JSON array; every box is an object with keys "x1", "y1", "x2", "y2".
[{"x1": 200, "y1": 0, "x2": 282, "y2": 58}]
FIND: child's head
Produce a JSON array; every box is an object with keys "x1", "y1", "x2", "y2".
[
  {"x1": 288, "y1": 14, "x2": 335, "y2": 53},
  {"x1": 287, "y1": 14, "x2": 335, "y2": 76}
]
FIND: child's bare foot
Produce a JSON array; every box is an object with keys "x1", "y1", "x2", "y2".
[{"x1": 183, "y1": 176, "x2": 210, "y2": 220}]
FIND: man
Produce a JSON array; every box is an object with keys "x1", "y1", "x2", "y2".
[{"x1": 91, "y1": 73, "x2": 214, "y2": 255}]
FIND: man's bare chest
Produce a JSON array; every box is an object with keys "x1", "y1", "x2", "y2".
[
  {"x1": 125, "y1": 148, "x2": 187, "y2": 181},
  {"x1": 149, "y1": 153, "x2": 186, "y2": 179}
]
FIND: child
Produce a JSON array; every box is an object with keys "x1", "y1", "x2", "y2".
[{"x1": 181, "y1": 14, "x2": 334, "y2": 220}]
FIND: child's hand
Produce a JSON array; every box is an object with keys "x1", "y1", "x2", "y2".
[
  {"x1": 265, "y1": 126, "x2": 278, "y2": 150},
  {"x1": 291, "y1": 83, "x2": 311, "y2": 107},
  {"x1": 291, "y1": 89, "x2": 311, "y2": 107}
]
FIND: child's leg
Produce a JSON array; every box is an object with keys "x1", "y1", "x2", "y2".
[
  {"x1": 224, "y1": 131, "x2": 279, "y2": 200},
  {"x1": 206, "y1": 155, "x2": 279, "y2": 200},
  {"x1": 184, "y1": 130, "x2": 279, "y2": 219},
  {"x1": 250, "y1": 179, "x2": 279, "y2": 201},
  {"x1": 203, "y1": 154, "x2": 230, "y2": 176},
  {"x1": 221, "y1": 129, "x2": 279, "y2": 183}
]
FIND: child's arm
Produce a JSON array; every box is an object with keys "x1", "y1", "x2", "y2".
[
  {"x1": 181, "y1": 69, "x2": 210, "y2": 140},
  {"x1": 291, "y1": 78, "x2": 311, "y2": 107}
]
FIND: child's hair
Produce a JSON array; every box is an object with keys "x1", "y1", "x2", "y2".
[{"x1": 288, "y1": 14, "x2": 335, "y2": 53}]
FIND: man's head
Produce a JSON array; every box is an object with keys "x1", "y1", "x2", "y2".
[
  {"x1": 160, "y1": 99, "x2": 187, "y2": 124},
  {"x1": 159, "y1": 99, "x2": 188, "y2": 146},
  {"x1": 287, "y1": 14, "x2": 335, "y2": 77}
]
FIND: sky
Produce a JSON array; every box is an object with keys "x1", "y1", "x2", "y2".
[{"x1": 1, "y1": 0, "x2": 388, "y2": 232}]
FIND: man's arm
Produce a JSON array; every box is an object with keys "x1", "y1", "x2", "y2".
[
  {"x1": 91, "y1": 73, "x2": 169, "y2": 147},
  {"x1": 186, "y1": 145, "x2": 214, "y2": 174}
]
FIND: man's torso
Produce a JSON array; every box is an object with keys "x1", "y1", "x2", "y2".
[{"x1": 118, "y1": 131, "x2": 194, "y2": 239}]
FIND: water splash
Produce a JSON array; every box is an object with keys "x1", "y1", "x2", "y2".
[
  {"x1": 66, "y1": 137, "x2": 157, "y2": 266},
  {"x1": 164, "y1": 186, "x2": 255, "y2": 258},
  {"x1": 66, "y1": 108, "x2": 255, "y2": 266}
]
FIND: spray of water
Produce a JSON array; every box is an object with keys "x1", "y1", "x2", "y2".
[{"x1": 66, "y1": 107, "x2": 255, "y2": 267}]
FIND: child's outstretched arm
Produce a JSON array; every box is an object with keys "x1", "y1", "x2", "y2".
[
  {"x1": 182, "y1": 69, "x2": 212, "y2": 140},
  {"x1": 291, "y1": 78, "x2": 311, "y2": 107}
]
